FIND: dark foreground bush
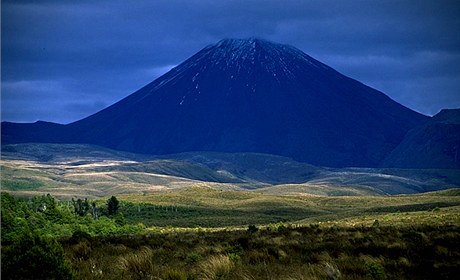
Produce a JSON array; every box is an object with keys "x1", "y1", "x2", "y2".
[{"x1": 2, "y1": 231, "x2": 74, "y2": 280}]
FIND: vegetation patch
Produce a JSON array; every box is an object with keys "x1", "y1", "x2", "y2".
[
  {"x1": 55, "y1": 223, "x2": 460, "y2": 279},
  {"x1": 2, "y1": 189, "x2": 460, "y2": 279},
  {"x1": 1, "y1": 178, "x2": 44, "y2": 190}
]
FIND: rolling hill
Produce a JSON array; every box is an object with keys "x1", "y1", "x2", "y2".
[{"x1": 2, "y1": 143, "x2": 458, "y2": 198}]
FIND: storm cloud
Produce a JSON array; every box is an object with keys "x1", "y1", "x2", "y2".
[{"x1": 2, "y1": 0, "x2": 459, "y2": 123}]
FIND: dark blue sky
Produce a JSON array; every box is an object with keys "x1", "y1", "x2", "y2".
[{"x1": 2, "y1": 0, "x2": 460, "y2": 124}]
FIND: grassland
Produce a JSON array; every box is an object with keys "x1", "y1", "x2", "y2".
[
  {"x1": 2, "y1": 143, "x2": 460, "y2": 279},
  {"x1": 2, "y1": 187, "x2": 460, "y2": 279},
  {"x1": 66, "y1": 188, "x2": 460, "y2": 279},
  {"x1": 59, "y1": 222, "x2": 459, "y2": 280},
  {"x1": 0, "y1": 158, "x2": 239, "y2": 199},
  {"x1": 112, "y1": 187, "x2": 460, "y2": 228}
]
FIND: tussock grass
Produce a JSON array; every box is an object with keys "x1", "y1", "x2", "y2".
[
  {"x1": 57, "y1": 222, "x2": 460, "y2": 279},
  {"x1": 117, "y1": 246, "x2": 155, "y2": 278},
  {"x1": 199, "y1": 254, "x2": 234, "y2": 280}
]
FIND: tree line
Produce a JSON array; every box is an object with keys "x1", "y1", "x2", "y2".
[{"x1": 0, "y1": 192, "x2": 142, "y2": 243}]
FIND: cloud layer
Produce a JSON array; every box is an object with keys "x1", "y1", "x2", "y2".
[{"x1": 2, "y1": 0, "x2": 459, "y2": 123}]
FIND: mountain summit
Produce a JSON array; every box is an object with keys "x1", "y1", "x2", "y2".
[{"x1": 2, "y1": 38, "x2": 428, "y2": 167}]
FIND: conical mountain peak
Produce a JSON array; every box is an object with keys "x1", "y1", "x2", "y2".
[
  {"x1": 172, "y1": 37, "x2": 332, "y2": 89},
  {"x1": 2, "y1": 38, "x2": 429, "y2": 167}
]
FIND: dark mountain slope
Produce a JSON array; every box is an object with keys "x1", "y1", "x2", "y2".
[
  {"x1": 382, "y1": 109, "x2": 460, "y2": 168},
  {"x1": 1, "y1": 121, "x2": 65, "y2": 144},
  {"x1": 1, "y1": 38, "x2": 428, "y2": 167}
]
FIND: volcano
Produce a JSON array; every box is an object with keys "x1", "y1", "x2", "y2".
[{"x1": 2, "y1": 38, "x2": 428, "y2": 167}]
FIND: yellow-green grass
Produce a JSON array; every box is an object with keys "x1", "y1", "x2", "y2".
[
  {"x1": 114, "y1": 187, "x2": 460, "y2": 228},
  {"x1": 0, "y1": 159, "x2": 242, "y2": 199}
]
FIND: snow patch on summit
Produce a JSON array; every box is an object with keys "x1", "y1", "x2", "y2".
[
  {"x1": 144, "y1": 38, "x2": 337, "y2": 101},
  {"x1": 196, "y1": 38, "x2": 328, "y2": 80}
]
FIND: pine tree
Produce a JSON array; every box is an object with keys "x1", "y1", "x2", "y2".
[{"x1": 107, "y1": 196, "x2": 119, "y2": 216}]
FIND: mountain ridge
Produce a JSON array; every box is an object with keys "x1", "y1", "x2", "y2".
[{"x1": 382, "y1": 108, "x2": 460, "y2": 168}]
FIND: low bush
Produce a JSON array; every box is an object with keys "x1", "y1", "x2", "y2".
[{"x1": 2, "y1": 231, "x2": 74, "y2": 280}]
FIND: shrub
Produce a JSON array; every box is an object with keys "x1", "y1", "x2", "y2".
[
  {"x1": 372, "y1": 219, "x2": 380, "y2": 228},
  {"x1": 115, "y1": 212, "x2": 127, "y2": 226},
  {"x1": 1, "y1": 193, "x2": 30, "y2": 241},
  {"x1": 2, "y1": 231, "x2": 74, "y2": 279},
  {"x1": 162, "y1": 268, "x2": 187, "y2": 280},
  {"x1": 228, "y1": 252, "x2": 241, "y2": 262},
  {"x1": 185, "y1": 252, "x2": 202, "y2": 264},
  {"x1": 72, "y1": 228, "x2": 92, "y2": 242},
  {"x1": 364, "y1": 261, "x2": 387, "y2": 280},
  {"x1": 91, "y1": 216, "x2": 117, "y2": 235},
  {"x1": 247, "y1": 225, "x2": 258, "y2": 233},
  {"x1": 225, "y1": 245, "x2": 244, "y2": 256}
]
